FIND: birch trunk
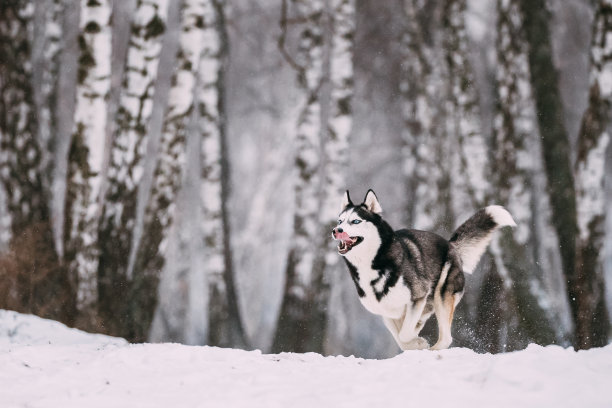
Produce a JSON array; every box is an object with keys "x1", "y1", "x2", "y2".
[
  {"x1": 400, "y1": 0, "x2": 450, "y2": 233},
  {"x1": 519, "y1": 0, "x2": 578, "y2": 337},
  {"x1": 65, "y1": 0, "x2": 112, "y2": 316},
  {"x1": 318, "y1": 0, "x2": 355, "y2": 353},
  {"x1": 272, "y1": 0, "x2": 325, "y2": 353},
  {"x1": 32, "y1": 0, "x2": 62, "y2": 189},
  {"x1": 139, "y1": 0, "x2": 207, "y2": 344},
  {"x1": 572, "y1": 0, "x2": 612, "y2": 349},
  {"x1": 0, "y1": 0, "x2": 73, "y2": 324},
  {"x1": 199, "y1": 0, "x2": 247, "y2": 348},
  {"x1": 442, "y1": 0, "x2": 489, "y2": 216},
  {"x1": 98, "y1": 0, "x2": 168, "y2": 340},
  {"x1": 321, "y1": 0, "x2": 353, "y2": 230},
  {"x1": 479, "y1": 0, "x2": 567, "y2": 352},
  {"x1": 0, "y1": 1, "x2": 48, "y2": 235}
]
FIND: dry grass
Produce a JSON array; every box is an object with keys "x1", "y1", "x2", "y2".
[{"x1": 0, "y1": 223, "x2": 76, "y2": 325}]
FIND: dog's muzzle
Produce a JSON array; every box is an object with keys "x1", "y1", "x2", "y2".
[{"x1": 332, "y1": 229, "x2": 363, "y2": 255}]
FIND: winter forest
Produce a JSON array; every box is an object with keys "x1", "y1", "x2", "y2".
[{"x1": 0, "y1": 0, "x2": 611, "y2": 359}]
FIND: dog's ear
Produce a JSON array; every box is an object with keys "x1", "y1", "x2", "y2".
[
  {"x1": 340, "y1": 190, "x2": 353, "y2": 213},
  {"x1": 363, "y1": 189, "x2": 382, "y2": 214}
]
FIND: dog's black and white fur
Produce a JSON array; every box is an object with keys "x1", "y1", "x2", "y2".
[{"x1": 332, "y1": 189, "x2": 516, "y2": 350}]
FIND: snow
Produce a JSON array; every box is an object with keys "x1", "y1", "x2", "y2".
[
  {"x1": 2, "y1": 310, "x2": 612, "y2": 408},
  {"x1": 0, "y1": 310, "x2": 125, "y2": 349}
]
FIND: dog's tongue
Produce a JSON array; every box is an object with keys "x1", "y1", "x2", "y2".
[{"x1": 336, "y1": 231, "x2": 351, "y2": 242}]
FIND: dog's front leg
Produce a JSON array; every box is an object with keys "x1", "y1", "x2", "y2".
[
  {"x1": 382, "y1": 316, "x2": 420, "y2": 350},
  {"x1": 398, "y1": 298, "x2": 427, "y2": 341},
  {"x1": 382, "y1": 316, "x2": 403, "y2": 346},
  {"x1": 396, "y1": 298, "x2": 429, "y2": 350}
]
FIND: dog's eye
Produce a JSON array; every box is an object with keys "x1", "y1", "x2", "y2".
[
  {"x1": 337, "y1": 219, "x2": 342, "y2": 225},
  {"x1": 351, "y1": 219, "x2": 362, "y2": 224}
]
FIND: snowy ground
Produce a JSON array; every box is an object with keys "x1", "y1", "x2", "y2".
[{"x1": 1, "y1": 310, "x2": 611, "y2": 408}]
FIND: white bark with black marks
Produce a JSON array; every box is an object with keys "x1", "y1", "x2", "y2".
[
  {"x1": 197, "y1": 0, "x2": 246, "y2": 347},
  {"x1": 102, "y1": 0, "x2": 168, "y2": 269},
  {"x1": 488, "y1": 0, "x2": 570, "y2": 348},
  {"x1": 443, "y1": 0, "x2": 488, "y2": 215},
  {"x1": 287, "y1": 0, "x2": 325, "y2": 298},
  {"x1": 572, "y1": 0, "x2": 612, "y2": 349},
  {"x1": 96, "y1": 0, "x2": 169, "y2": 341},
  {"x1": 146, "y1": 0, "x2": 206, "y2": 257},
  {"x1": 400, "y1": 0, "x2": 449, "y2": 232},
  {"x1": 0, "y1": 1, "x2": 47, "y2": 235},
  {"x1": 32, "y1": 0, "x2": 62, "y2": 185},
  {"x1": 322, "y1": 0, "x2": 354, "y2": 267},
  {"x1": 144, "y1": 0, "x2": 209, "y2": 344},
  {"x1": 273, "y1": 0, "x2": 326, "y2": 353},
  {"x1": 66, "y1": 0, "x2": 112, "y2": 312},
  {"x1": 198, "y1": 0, "x2": 224, "y2": 305}
]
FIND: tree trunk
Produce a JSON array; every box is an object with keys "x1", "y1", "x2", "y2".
[
  {"x1": 272, "y1": 0, "x2": 326, "y2": 353},
  {"x1": 138, "y1": 0, "x2": 206, "y2": 344},
  {"x1": 0, "y1": 0, "x2": 74, "y2": 325},
  {"x1": 442, "y1": 0, "x2": 489, "y2": 216},
  {"x1": 198, "y1": 0, "x2": 247, "y2": 348},
  {"x1": 317, "y1": 0, "x2": 355, "y2": 353},
  {"x1": 485, "y1": 0, "x2": 564, "y2": 351},
  {"x1": 64, "y1": 0, "x2": 112, "y2": 320},
  {"x1": 400, "y1": 0, "x2": 450, "y2": 234},
  {"x1": 572, "y1": 0, "x2": 612, "y2": 349},
  {"x1": 32, "y1": 0, "x2": 62, "y2": 192},
  {"x1": 98, "y1": 0, "x2": 169, "y2": 341},
  {"x1": 519, "y1": 0, "x2": 579, "y2": 345},
  {"x1": 0, "y1": 1, "x2": 48, "y2": 235}
]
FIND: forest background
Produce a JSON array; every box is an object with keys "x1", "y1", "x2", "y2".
[{"x1": 0, "y1": 0, "x2": 611, "y2": 358}]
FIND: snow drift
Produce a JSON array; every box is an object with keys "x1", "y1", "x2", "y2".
[{"x1": 1, "y1": 310, "x2": 611, "y2": 408}]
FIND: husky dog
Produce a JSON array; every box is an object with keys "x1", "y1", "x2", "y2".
[{"x1": 332, "y1": 189, "x2": 516, "y2": 351}]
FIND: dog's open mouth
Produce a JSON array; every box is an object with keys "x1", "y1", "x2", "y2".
[{"x1": 337, "y1": 236, "x2": 363, "y2": 255}]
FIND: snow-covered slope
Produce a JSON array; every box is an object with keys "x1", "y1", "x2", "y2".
[
  {"x1": 0, "y1": 309, "x2": 126, "y2": 349},
  {"x1": 1, "y1": 310, "x2": 611, "y2": 408}
]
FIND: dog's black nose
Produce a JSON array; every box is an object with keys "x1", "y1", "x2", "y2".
[{"x1": 336, "y1": 227, "x2": 343, "y2": 233}]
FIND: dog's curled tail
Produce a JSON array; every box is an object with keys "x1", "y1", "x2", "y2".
[{"x1": 449, "y1": 205, "x2": 516, "y2": 274}]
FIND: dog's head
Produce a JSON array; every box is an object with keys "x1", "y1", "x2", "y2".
[{"x1": 332, "y1": 189, "x2": 383, "y2": 257}]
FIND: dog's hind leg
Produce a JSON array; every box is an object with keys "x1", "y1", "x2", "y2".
[
  {"x1": 430, "y1": 292, "x2": 457, "y2": 350},
  {"x1": 430, "y1": 262, "x2": 464, "y2": 350}
]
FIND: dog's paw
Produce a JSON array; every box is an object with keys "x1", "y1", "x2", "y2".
[
  {"x1": 400, "y1": 337, "x2": 429, "y2": 351},
  {"x1": 429, "y1": 338, "x2": 452, "y2": 350}
]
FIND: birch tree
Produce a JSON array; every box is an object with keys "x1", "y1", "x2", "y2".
[
  {"x1": 519, "y1": 0, "x2": 612, "y2": 350},
  {"x1": 572, "y1": 0, "x2": 611, "y2": 349},
  {"x1": 400, "y1": 0, "x2": 450, "y2": 233},
  {"x1": 64, "y1": 0, "x2": 112, "y2": 318},
  {"x1": 442, "y1": 0, "x2": 489, "y2": 216},
  {"x1": 317, "y1": 0, "x2": 355, "y2": 352},
  {"x1": 485, "y1": 0, "x2": 564, "y2": 351},
  {"x1": 273, "y1": 0, "x2": 355, "y2": 353},
  {"x1": 321, "y1": 0, "x2": 354, "y2": 233},
  {"x1": 32, "y1": 0, "x2": 62, "y2": 187},
  {"x1": 135, "y1": 0, "x2": 203, "y2": 280},
  {"x1": 273, "y1": 0, "x2": 326, "y2": 353},
  {"x1": 98, "y1": 0, "x2": 169, "y2": 340},
  {"x1": 196, "y1": 0, "x2": 247, "y2": 348},
  {"x1": 0, "y1": 1, "x2": 48, "y2": 235},
  {"x1": 0, "y1": 0, "x2": 72, "y2": 323},
  {"x1": 137, "y1": 0, "x2": 206, "y2": 343},
  {"x1": 519, "y1": 0, "x2": 578, "y2": 337}
]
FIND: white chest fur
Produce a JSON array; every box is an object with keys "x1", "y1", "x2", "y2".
[
  {"x1": 354, "y1": 265, "x2": 412, "y2": 320},
  {"x1": 343, "y1": 227, "x2": 411, "y2": 320}
]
